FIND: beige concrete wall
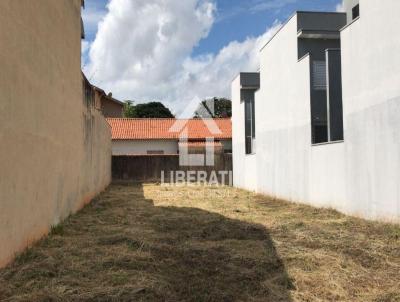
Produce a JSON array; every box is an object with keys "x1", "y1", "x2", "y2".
[
  {"x1": 101, "y1": 98, "x2": 124, "y2": 118},
  {"x1": 0, "y1": 0, "x2": 111, "y2": 267}
]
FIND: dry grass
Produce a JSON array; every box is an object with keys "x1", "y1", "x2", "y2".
[{"x1": 0, "y1": 183, "x2": 399, "y2": 302}]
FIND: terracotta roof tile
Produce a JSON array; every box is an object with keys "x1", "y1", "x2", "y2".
[{"x1": 106, "y1": 118, "x2": 232, "y2": 140}]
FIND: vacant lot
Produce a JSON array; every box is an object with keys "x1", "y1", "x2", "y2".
[{"x1": 0, "y1": 184, "x2": 399, "y2": 302}]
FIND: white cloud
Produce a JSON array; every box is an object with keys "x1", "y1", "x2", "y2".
[
  {"x1": 82, "y1": 41, "x2": 90, "y2": 54},
  {"x1": 173, "y1": 22, "x2": 281, "y2": 111},
  {"x1": 82, "y1": 1, "x2": 107, "y2": 36},
  {"x1": 250, "y1": 0, "x2": 297, "y2": 13},
  {"x1": 84, "y1": 0, "x2": 281, "y2": 114},
  {"x1": 81, "y1": 40, "x2": 90, "y2": 68},
  {"x1": 217, "y1": 0, "x2": 297, "y2": 22},
  {"x1": 336, "y1": 2, "x2": 345, "y2": 12},
  {"x1": 82, "y1": 10, "x2": 105, "y2": 30}
]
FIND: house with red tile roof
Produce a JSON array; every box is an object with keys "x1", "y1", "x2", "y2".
[{"x1": 106, "y1": 118, "x2": 232, "y2": 155}]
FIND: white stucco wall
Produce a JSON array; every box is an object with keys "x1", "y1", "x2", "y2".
[
  {"x1": 232, "y1": 76, "x2": 258, "y2": 191},
  {"x1": 343, "y1": 0, "x2": 359, "y2": 23},
  {"x1": 112, "y1": 140, "x2": 178, "y2": 155},
  {"x1": 339, "y1": 0, "x2": 400, "y2": 220},
  {"x1": 255, "y1": 16, "x2": 348, "y2": 209},
  {"x1": 255, "y1": 15, "x2": 318, "y2": 205},
  {"x1": 232, "y1": 6, "x2": 400, "y2": 222}
]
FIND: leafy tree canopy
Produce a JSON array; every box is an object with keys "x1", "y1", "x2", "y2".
[
  {"x1": 123, "y1": 101, "x2": 174, "y2": 118},
  {"x1": 194, "y1": 97, "x2": 232, "y2": 118},
  {"x1": 123, "y1": 101, "x2": 137, "y2": 118}
]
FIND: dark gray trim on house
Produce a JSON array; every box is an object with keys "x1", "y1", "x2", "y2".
[
  {"x1": 240, "y1": 72, "x2": 260, "y2": 90},
  {"x1": 292, "y1": 12, "x2": 346, "y2": 144},
  {"x1": 297, "y1": 30, "x2": 341, "y2": 40},
  {"x1": 326, "y1": 49, "x2": 344, "y2": 142},
  {"x1": 260, "y1": 11, "x2": 346, "y2": 52},
  {"x1": 238, "y1": 73, "x2": 259, "y2": 155},
  {"x1": 297, "y1": 11, "x2": 347, "y2": 33}
]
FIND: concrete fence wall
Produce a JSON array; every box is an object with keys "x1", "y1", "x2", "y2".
[
  {"x1": 112, "y1": 154, "x2": 232, "y2": 184},
  {"x1": 0, "y1": 0, "x2": 111, "y2": 267},
  {"x1": 112, "y1": 140, "x2": 179, "y2": 156}
]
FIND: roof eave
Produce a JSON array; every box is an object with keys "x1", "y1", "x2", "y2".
[{"x1": 297, "y1": 30, "x2": 341, "y2": 39}]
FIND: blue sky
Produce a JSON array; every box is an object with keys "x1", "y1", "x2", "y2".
[
  {"x1": 83, "y1": 0, "x2": 341, "y2": 57},
  {"x1": 193, "y1": 0, "x2": 340, "y2": 55},
  {"x1": 82, "y1": 0, "x2": 342, "y2": 113}
]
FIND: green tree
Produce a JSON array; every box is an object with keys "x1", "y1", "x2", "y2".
[
  {"x1": 194, "y1": 97, "x2": 232, "y2": 118},
  {"x1": 123, "y1": 101, "x2": 137, "y2": 118},
  {"x1": 135, "y1": 102, "x2": 174, "y2": 118}
]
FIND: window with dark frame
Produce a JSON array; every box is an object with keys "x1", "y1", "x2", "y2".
[
  {"x1": 244, "y1": 96, "x2": 255, "y2": 154},
  {"x1": 313, "y1": 124, "x2": 329, "y2": 144},
  {"x1": 312, "y1": 61, "x2": 327, "y2": 91},
  {"x1": 352, "y1": 4, "x2": 360, "y2": 20},
  {"x1": 310, "y1": 50, "x2": 344, "y2": 145}
]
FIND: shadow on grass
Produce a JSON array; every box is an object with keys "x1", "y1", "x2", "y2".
[{"x1": 0, "y1": 183, "x2": 294, "y2": 301}]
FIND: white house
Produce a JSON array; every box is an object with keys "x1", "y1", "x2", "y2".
[
  {"x1": 107, "y1": 118, "x2": 232, "y2": 155},
  {"x1": 232, "y1": 0, "x2": 400, "y2": 222}
]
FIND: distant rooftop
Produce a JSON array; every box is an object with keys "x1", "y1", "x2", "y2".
[{"x1": 107, "y1": 118, "x2": 232, "y2": 140}]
